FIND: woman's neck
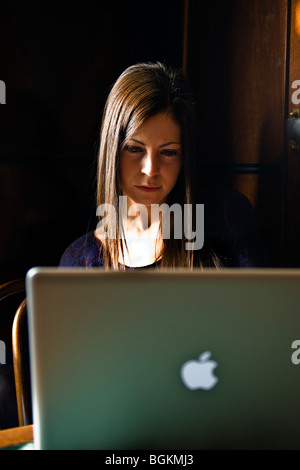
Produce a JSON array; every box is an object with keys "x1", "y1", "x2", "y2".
[
  {"x1": 116, "y1": 199, "x2": 162, "y2": 267},
  {"x1": 94, "y1": 208, "x2": 163, "y2": 268},
  {"x1": 119, "y1": 218, "x2": 162, "y2": 267}
]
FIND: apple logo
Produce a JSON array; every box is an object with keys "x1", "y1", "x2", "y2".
[{"x1": 180, "y1": 351, "x2": 219, "y2": 390}]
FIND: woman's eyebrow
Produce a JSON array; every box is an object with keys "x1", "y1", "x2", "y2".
[
  {"x1": 130, "y1": 138, "x2": 145, "y2": 145},
  {"x1": 128, "y1": 138, "x2": 181, "y2": 147},
  {"x1": 160, "y1": 142, "x2": 181, "y2": 147}
]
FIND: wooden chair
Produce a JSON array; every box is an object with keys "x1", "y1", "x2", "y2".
[
  {"x1": 0, "y1": 279, "x2": 25, "y2": 301},
  {"x1": 12, "y1": 298, "x2": 31, "y2": 426},
  {"x1": 0, "y1": 279, "x2": 31, "y2": 426}
]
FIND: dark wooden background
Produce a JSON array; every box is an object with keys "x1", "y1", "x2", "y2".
[
  {"x1": 0, "y1": 0, "x2": 185, "y2": 284},
  {"x1": 1, "y1": 0, "x2": 300, "y2": 430}
]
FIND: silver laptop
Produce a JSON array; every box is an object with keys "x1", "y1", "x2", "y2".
[{"x1": 26, "y1": 267, "x2": 300, "y2": 450}]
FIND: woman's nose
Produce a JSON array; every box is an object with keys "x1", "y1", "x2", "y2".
[{"x1": 141, "y1": 151, "x2": 160, "y2": 177}]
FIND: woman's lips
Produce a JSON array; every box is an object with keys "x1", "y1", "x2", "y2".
[{"x1": 135, "y1": 185, "x2": 162, "y2": 192}]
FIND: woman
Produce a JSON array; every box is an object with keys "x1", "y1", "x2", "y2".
[{"x1": 59, "y1": 62, "x2": 267, "y2": 269}]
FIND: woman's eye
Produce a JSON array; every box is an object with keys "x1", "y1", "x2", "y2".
[
  {"x1": 161, "y1": 149, "x2": 178, "y2": 157},
  {"x1": 125, "y1": 145, "x2": 143, "y2": 153}
]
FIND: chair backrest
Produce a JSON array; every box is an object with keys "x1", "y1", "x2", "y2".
[
  {"x1": 0, "y1": 279, "x2": 25, "y2": 301},
  {"x1": 12, "y1": 298, "x2": 31, "y2": 426},
  {"x1": 0, "y1": 279, "x2": 31, "y2": 426}
]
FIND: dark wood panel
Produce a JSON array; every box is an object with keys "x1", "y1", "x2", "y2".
[
  {"x1": 188, "y1": 0, "x2": 287, "y2": 164},
  {"x1": 187, "y1": 0, "x2": 236, "y2": 163},
  {"x1": 229, "y1": 0, "x2": 288, "y2": 164},
  {"x1": 187, "y1": 0, "x2": 289, "y2": 265},
  {"x1": 283, "y1": 0, "x2": 300, "y2": 266}
]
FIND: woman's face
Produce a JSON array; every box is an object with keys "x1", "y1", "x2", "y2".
[{"x1": 119, "y1": 112, "x2": 182, "y2": 207}]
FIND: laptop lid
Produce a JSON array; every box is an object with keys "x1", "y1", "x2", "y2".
[{"x1": 26, "y1": 267, "x2": 300, "y2": 449}]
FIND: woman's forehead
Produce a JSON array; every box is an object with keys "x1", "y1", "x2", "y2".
[{"x1": 126, "y1": 112, "x2": 181, "y2": 143}]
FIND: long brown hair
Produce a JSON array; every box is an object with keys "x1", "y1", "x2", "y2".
[{"x1": 96, "y1": 62, "x2": 217, "y2": 268}]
